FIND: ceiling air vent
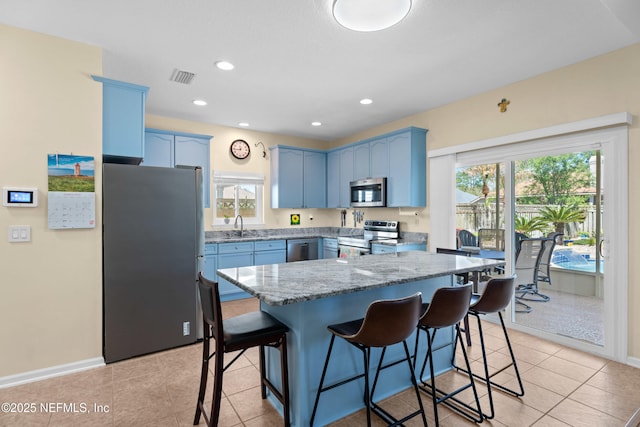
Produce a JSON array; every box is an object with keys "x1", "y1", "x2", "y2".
[{"x1": 170, "y1": 69, "x2": 196, "y2": 84}]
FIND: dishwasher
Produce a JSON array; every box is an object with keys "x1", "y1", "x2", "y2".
[{"x1": 286, "y1": 238, "x2": 319, "y2": 262}]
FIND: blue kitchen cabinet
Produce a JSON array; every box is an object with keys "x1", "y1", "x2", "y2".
[
  {"x1": 217, "y1": 242, "x2": 254, "y2": 301},
  {"x1": 371, "y1": 243, "x2": 426, "y2": 254},
  {"x1": 143, "y1": 129, "x2": 212, "y2": 207},
  {"x1": 203, "y1": 243, "x2": 218, "y2": 281},
  {"x1": 371, "y1": 244, "x2": 397, "y2": 255},
  {"x1": 270, "y1": 146, "x2": 326, "y2": 208},
  {"x1": 387, "y1": 128, "x2": 427, "y2": 207},
  {"x1": 339, "y1": 147, "x2": 354, "y2": 208},
  {"x1": 303, "y1": 151, "x2": 327, "y2": 208},
  {"x1": 271, "y1": 147, "x2": 303, "y2": 208},
  {"x1": 144, "y1": 132, "x2": 173, "y2": 167},
  {"x1": 326, "y1": 146, "x2": 354, "y2": 208},
  {"x1": 369, "y1": 137, "x2": 389, "y2": 178},
  {"x1": 353, "y1": 142, "x2": 370, "y2": 180},
  {"x1": 326, "y1": 151, "x2": 340, "y2": 208},
  {"x1": 92, "y1": 76, "x2": 148, "y2": 159},
  {"x1": 323, "y1": 238, "x2": 338, "y2": 259},
  {"x1": 254, "y1": 240, "x2": 287, "y2": 265}
]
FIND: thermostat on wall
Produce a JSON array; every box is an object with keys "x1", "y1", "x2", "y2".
[{"x1": 3, "y1": 187, "x2": 38, "y2": 207}]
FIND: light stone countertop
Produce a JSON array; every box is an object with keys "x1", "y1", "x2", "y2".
[
  {"x1": 216, "y1": 251, "x2": 504, "y2": 306},
  {"x1": 205, "y1": 227, "x2": 427, "y2": 246}
]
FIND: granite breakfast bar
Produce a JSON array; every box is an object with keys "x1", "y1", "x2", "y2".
[{"x1": 216, "y1": 251, "x2": 504, "y2": 426}]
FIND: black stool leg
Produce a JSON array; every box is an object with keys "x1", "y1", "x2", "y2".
[
  {"x1": 453, "y1": 311, "x2": 525, "y2": 420},
  {"x1": 420, "y1": 326, "x2": 483, "y2": 425},
  {"x1": 193, "y1": 325, "x2": 210, "y2": 425},
  {"x1": 369, "y1": 343, "x2": 428, "y2": 427},
  {"x1": 257, "y1": 335, "x2": 291, "y2": 426},
  {"x1": 310, "y1": 335, "x2": 336, "y2": 427},
  {"x1": 280, "y1": 334, "x2": 291, "y2": 427},
  {"x1": 207, "y1": 342, "x2": 224, "y2": 427},
  {"x1": 362, "y1": 347, "x2": 372, "y2": 426}
]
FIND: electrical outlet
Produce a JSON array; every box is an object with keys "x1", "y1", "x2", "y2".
[{"x1": 183, "y1": 321, "x2": 190, "y2": 336}]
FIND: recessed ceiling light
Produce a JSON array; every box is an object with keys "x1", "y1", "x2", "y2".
[
  {"x1": 215, "y1": 61, "x2": 235, "y2": 71},
  {"x1": 333, "y1": 0, "x2": 412, "y2": 32},
  {"x1": 193, "y1": 99, "x2": 207, "y2": 106},
  {"x1": 311, "y1": 122, "x2": 322, "y2": 126},
  {"x1": 238, "y1": 122, "x2": 249, "y2": 127},
  {"x1": 360, "y1": 98, "x2": 373, "y2": 105}
]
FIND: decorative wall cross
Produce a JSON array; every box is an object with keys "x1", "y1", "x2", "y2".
[{"x1": 498, "y1": 98, "x2": 510, "y2": 112}]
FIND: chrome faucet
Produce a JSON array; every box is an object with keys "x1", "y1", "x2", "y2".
[{"x1": 234, "y1": 214, "x2": 244, "y2": 237}]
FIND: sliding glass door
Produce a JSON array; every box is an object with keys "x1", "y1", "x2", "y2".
[
  {"x1": 457, "y1": 151, "x2": 605, "y2": 346},
  {"x1": 434, "y1": 119, "x2": 629, "y2": 360}
]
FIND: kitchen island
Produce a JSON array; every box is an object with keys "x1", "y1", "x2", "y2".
[{"x1": 217, "y1": 251, "x2": 504, "y2": 426}]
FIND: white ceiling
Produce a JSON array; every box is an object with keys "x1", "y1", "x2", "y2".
[{"x1": 2, "y1": 0, "x2": 640, "y2": 141}]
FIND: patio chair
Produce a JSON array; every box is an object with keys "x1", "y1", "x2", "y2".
[
  {"x1": 478, "y1": 228, "x2": 505, "y2": 251},
  {"x1": 515, "y1": 232, "x2": 528, "y2": 253},
  {"x1": 531, "y1": 232, "x2": 563, "y2": 299},
  {"x1": 458, "y1": 229, "x2": 478, "y2": 249},
  {"x1": 514, "y1": 238, "x2": 549, "y2": 313}
]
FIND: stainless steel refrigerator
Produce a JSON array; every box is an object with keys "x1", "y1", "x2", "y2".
[{"x1": 103, "y1": 163, "x2": 204, "y2": 363}]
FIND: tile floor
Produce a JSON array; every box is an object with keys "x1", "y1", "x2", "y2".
[{"x1": 1, "y1": 298, "x2": 639, "y2": 427}]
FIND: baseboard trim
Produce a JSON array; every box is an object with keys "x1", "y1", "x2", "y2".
[
  {"x1": 626, "y1": 356, "x2": 640, "y2": 369},
  {"x1": 0, "y1": 357, "x2": 105, "y2": 389}
]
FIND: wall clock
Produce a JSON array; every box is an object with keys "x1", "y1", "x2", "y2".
[{"x1": 230, "y1": 139, "x2": 250, "y2": 159}]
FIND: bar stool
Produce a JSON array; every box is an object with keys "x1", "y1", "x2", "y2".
[
  {"x1": 452, "y1": 276, "x2": 524, "y2": 420},
  {"x1": 194, "y1": 273, "x2": 291, "y2": 427},
  {"x1": 310, "y1": 292, "x2": 427, "y2": 427},
  {"x1": 415, "y1": 284, "x2": 483, "y2": 425}
]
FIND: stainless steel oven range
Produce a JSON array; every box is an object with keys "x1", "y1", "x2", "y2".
[{"x1": 337, "y1": 220, "x2": 399, "y2": 257}]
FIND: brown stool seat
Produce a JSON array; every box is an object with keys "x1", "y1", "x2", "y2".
[
  {"x1": 453, "y1": 276, "x2": 525, "y2": 420},
  {"x1": 194, "y1": 272, "x2": 291, "y2": 427},
  {"x1": 415, "y1": 284, "x2": 483, "y2": 425},
  {"x1": 311, "y1": 293, "x2": 427, "y2": 427}
]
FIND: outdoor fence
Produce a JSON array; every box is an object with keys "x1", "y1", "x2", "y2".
[{"x1": 456, "y1": 203, "x2": 601, "y2": 238}]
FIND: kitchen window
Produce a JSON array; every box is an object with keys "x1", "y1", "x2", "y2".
[{"x1": 212, "y1": 171, "x2": 264, "y2": 226}]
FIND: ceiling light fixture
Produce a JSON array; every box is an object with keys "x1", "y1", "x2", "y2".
[
  {"x1": 238, "y1": 122, "x2": 249, "y2": 127},
  {"x1": 311, "y1": 121, "x2": 322, "y2": 126},
  {"x1": 332, "y1": 0, "x2": 411, "y2": 32},
  {"x1": 192, "y1": 99, "x2": 207, "y2": 106},
  {"x1": 360, "y1": 98, "x2": 373, "y2": 105},
  {"x1": 215, "y1": 61, "x2": 235, "y2": 71}
]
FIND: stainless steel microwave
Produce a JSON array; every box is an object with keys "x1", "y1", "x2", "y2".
[{"x1": 350, "y1": 177, "x2": 386, "y2": 207}]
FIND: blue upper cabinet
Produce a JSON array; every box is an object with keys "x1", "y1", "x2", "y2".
[
  {"x1": 143, "y1": 132, "x2": 173, "y2": 167},
  {"x1": 326, "y1": 150, "x2": 340, "y2": 208},
  {"x1": 92, "y1": 76, "x2": 148, "y2": 160},
  {"x1": 271, "y1": 147, "x2": 304, "y2": 208},
  {"x1": 339, "y1": 147, "x2": 354, "y2": 207},
  {"x1": 369, "y1": 137, "x2": 389, "y2": 178},
  {"x1": 303, "y1": 150, "x2": 327, "y2": 208},
  {"x1": 327, "y1": 126, "x2": 427, "y2": 208},
  {"x1": 270, "y1": 146, "x2": 326, "y2": 208},
  {"x1": 143, "y1": 128, "x2": 212, "y2": 207},
  {"x1": 387, "y1": 128, "x2": 427, "y2": 207},
  {"x1": 353, "y1": 143, "x2": 370, "y2": 180},
  {"x1": 327, "y1": 147, "x2": 354, "y2": 208}
]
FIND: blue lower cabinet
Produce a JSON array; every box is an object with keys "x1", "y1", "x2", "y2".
[
  {"x1": 254, "y1": 240, "x2": 286, "y2": 265},
  {"x1": 371, "y1": 243, "x2": 426, "y2": 254},
  {"x1": 217, "y1": 242, "x2": 254, "y2": 301},
  {"x1": 323, "y1": 238, "x2": 338, "y2": 259},
  {"x1": 203, "y1": 244, "x2": 218, "y2": 281},
  {"x1": 371, "y1": 244, "x2": 397, "y2": 255}
]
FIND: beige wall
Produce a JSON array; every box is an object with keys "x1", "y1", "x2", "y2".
[
  {"x1": 2, "y1": 23, "x2": 638, "y2": 380},
  {"x1": 0, "y1": 25, "x2": 103, "y2": 377}
]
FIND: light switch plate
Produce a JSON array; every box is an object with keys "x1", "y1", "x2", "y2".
[{"x1": 8, "y1": 225, "x2": 31, "y2": 242}]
